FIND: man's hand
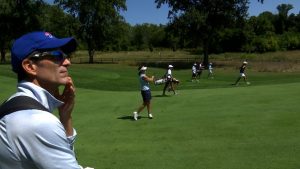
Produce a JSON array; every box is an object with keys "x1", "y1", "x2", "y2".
[
  {"x1": 56, "y1": 77, "x2": 76, "y2": 136},
  {"x1": 58, "y1": 77, "x2": 75, "y2": 117}
]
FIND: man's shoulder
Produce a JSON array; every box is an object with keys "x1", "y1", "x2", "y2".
[
  {"x1": 7, "y1": 110, "x2": 58, "y2": 129},
  {"x1": 3, "y1": 110, "x2": 61, "y2": 140},
  {"x1": 0, "y1": 95, "x2": 49, "y2": 119}
]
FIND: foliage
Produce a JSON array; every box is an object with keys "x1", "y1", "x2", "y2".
[
  {"x1": 39, "y1": 4, "x2": 80, "y2": 38},
  {"x1": 130, "y1": 24, "x2": 167, "y2": 51},
  {"x1": 155, "y1": 0, "x2": 249, "y2": 66},
  {"x1": 279, "y1": 32, "x2": 300, "y2": 50},
  {"x1": 54, "y1": 0, "x2": 126, "y2": 63},
  {"x1": 0, "y1": 0, "x2": 44, "y2": 62},
  {"x1": 253, "y1": 34, "x2": 279, "y2": 52},
  {"x1": 2, "y1": 0, "x2": 300, "y2": 62}
]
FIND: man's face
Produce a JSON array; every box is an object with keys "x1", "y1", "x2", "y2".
[{"x1": 31, "y1": 50, "x2": 71, "y2": 87}]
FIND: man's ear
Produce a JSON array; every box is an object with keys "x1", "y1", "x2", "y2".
[{"x1": 22, "y1": 58, "x2": 37, "y2": 76}]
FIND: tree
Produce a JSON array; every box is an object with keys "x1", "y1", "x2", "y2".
[
  {"x1": 0, "y1": 0, "x2": 43, "y2": 63},
  {"x1": 155, "y1": 0, "x2": 249, "y2": 66},
  {"x1": 131, "y1": 24, "x2": 149, "y2": 50},
  {"x1": 55, "y1": 0, "x2": 126, "y2": 63},
  {"x1": 105, "y1": 20, "x2": 131, "y2": 51},
  {"x1": 287, "y1": 13, "x2": 300, "y2": 32},
  {"x1": 39, "y1": 4, "x2": 80, "y2": 38},
  {"x1": 254, "y1": 12, "x2": 275, "y2": 35},
  {"x1": 275, "y1": 4, "x2": 293, "y2": 34},
  {"x1": 130, "y1": 24, "x2": 167, "y2": 51},
  {"x1": 0, "y1": 0, "x2": 11, "y2": 62}
]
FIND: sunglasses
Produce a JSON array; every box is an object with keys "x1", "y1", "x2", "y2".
[{"x1": 29, "y1": 50, "x2": 69, "y2": 64}]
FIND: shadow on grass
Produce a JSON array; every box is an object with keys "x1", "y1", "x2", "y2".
[
  {"x1": 117, "y1": 115, "x2": 133, "y2": 120},
  {"x1": 117, "y1": 115, "x2": 150, "y2": 121},
  {"x1": 153, "y1": 94, "x2": 171, "y2": 97}
]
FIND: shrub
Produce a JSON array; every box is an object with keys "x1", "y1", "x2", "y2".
[
  {"x1": 279, "y1": 32, "x2": 300, "y2": 50},
  {"x1": 253, "y1": 34, "x2": 279, "y2": 52}
]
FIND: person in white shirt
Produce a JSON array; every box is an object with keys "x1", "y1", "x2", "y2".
[
  {"x1": 196, "y1": 62, "x2": 204, "y2": 79},
  {"x1": 207, "y1": 62, "x2": 214, "y2": 79},
  {"x1": 162, "y1": 65, "x2": 176, "y2": 95},
  {"x1": 191, "y1": 63, "x2": 198, "y2": 82},
  {"x1": 0, "y1": 31, "x2": 92, "y2": 169}
]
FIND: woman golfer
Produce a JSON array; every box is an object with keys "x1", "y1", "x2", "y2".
[
  {"x1": 233, "y1": 61, "x2": 250, "y2": 85},
  {"x1": 133, "y1": 66, "x2": 154, "y2": 120}
]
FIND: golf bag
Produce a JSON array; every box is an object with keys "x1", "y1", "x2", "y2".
[{"x1": 154, "y1": 78, "x2": 167, "y2": 85}]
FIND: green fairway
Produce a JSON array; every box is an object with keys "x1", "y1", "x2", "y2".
[
  {"x1": 1, "y1": 64, "x2": 300, "y2": 169},
  {"x1": 72, "y1": 83, "x2": 300, "y2": 169}
]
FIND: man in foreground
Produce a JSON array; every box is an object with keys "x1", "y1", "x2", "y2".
[{"x1": 0, "y1": 32, "x2": 92, "y2": 169}]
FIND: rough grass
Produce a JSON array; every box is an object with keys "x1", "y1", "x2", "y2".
[{"x1": 73, "y1": 50, "x2": 300, "y2": 72}]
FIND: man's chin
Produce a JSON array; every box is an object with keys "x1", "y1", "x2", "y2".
[{"x1": 58, "y1": 78, "x2": 70, "y2": 85}]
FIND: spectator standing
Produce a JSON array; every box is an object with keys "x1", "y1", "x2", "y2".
[{"x1": 0, "y1": 31, "x2": 93, "y2": 169}]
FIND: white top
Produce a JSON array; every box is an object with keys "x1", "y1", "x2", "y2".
[
  {"x1": 167, "y1": 69, "x2": 172, "y2": 75},
  {"x1": 166, "y1": 68, "x2": 172, "y2": 79},
  {"x1": 139, "y1": 73, "x2": 150, "y2": 91},
  {"x1": 192, "y1": 65, "x2": 197, "y2": 73},
  {"x1": 0, "y1": 81, "x2": 80, "y2": 169}
]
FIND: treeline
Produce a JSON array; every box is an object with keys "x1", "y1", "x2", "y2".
[{"x1": 0, "y1": 1, "x2": 300, "y2": 64}]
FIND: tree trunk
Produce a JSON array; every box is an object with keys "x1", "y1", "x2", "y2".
[
  {"x1": 0, "y1": 47, "x2": 6, "y2": 63},
  {"x1": 88, "y1": 48, "x2": 95, "y2": 63},
  {"x1": 202, "y1": 44, "x2": 209, "y2": 68},
  {"x1": 87, "y1": 39, "x2": 94, "y2": 63}
]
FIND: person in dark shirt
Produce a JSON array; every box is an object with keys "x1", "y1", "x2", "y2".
[{"x1": 233, "y1": 61, "x2": 250, "y2": 86}]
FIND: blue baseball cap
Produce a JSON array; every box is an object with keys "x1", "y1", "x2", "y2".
[{"x1": 11, "y1": 31, "x2": 77, "y2": 73}]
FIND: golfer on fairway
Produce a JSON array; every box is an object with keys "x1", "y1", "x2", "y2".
[
  {"x1": 207, "y1": 62, "x2": 214, "y2": 79},
  {"x1": 162, "y1": 64, "x2": 176, "y2": 95},
  {"x1": 233, "y1": 61, "x2": 250, "y2": 85},
  {"x1": 191, "y1": 63, "x2": 198, "y2": 82},
  {"x1": 133, "y1": 66, "x2": 154, "y2": 120},
  {"x1": 0, "y1": 32, "x2": 92, "y2": 169}
]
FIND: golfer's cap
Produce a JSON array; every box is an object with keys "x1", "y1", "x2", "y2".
[
  {"x1": 11, "y1": 31, "x2": 77, "y2": 73},
  {"x1": 140, "y1": 66, "x2": 147, "y2": 71},
  {"x1": 168, "y1": 65, "x2": 174, "y2": 68},
  {"x1": 243, "y1": 61, "x2": 248, "y2": 64}
]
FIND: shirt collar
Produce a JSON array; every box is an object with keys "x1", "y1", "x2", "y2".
[{"x1": 14, "y1": 81, "x2": 63, "y2": 113}]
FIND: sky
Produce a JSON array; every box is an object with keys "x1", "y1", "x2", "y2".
[
  {"x1": 46, "y1": 0, "x2": 300, "y2": 25},
  {"x1": 121, "y1": 0, "x2": 300, "y2": 25}
]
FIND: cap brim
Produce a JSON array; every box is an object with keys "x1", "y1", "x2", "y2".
[
  {"x1": 140, "y1": 66, "x2": 147, "y2": 71},
  {"x1": 38, "y1": 37, "x2": 77, "y2": 54}
]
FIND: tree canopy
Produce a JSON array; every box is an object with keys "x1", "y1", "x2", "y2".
[
  {"x1": 1, "y1": 0, "x2": 300, "y2": 64},
  {"x1": 0, "y1": 0, "x2": 44, "y2": 62},
  {"x1": 54, "y1": 0, "x2": 126, "y2": 63},
  {"x1": 155, "y1": 0, "x2": 249, "y2": 65}
]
